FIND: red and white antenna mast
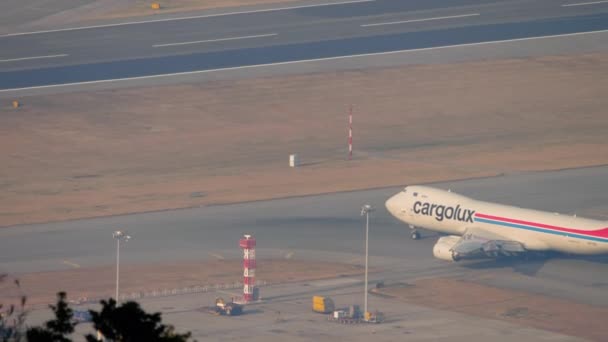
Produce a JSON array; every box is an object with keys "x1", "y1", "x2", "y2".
[
  {"x1": 239, "y1": 234, "x2": 257, "y2": 302},
  {"x1": 348, "y1": 105, "x2": 353, "y2": 160}
]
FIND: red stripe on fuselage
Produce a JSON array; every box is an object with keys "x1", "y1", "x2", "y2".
[{"x1": 475, "y1": 213, "x2": 608, "y2": 238}]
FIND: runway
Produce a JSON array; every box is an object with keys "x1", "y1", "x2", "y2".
[
  {"x1": 2, "y1": 166, "x2": 608, "y2": 306},
  {"x1": 1, "y1": 0, "x2": 608, "y2": 91}
]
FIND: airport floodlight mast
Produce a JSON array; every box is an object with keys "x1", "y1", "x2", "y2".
[
  {"x1": 112, "y1": 230, "x2": 131, "y2": 301},
  {"x1": 360, "y1": 204, "x2": 374, "y2": 320}
]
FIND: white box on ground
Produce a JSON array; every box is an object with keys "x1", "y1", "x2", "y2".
[{"x1": 289, "y1": 154, "x2": 299, "y2": 167}]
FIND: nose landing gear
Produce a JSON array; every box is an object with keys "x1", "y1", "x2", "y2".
[{"x1": 409, "y1": 225, "x2": 420, "y2": 240}]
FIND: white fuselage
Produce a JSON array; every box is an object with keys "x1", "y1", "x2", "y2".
[{"x1": 385, "y1": 185, "x2": 608, "y2": 255}]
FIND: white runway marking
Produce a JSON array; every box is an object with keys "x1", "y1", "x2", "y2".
[
  {"x1": 309, "y1": 278, "x2": 359, "y2": 287},
  {"x1": 361, "y1": 13, "x2": 480, "y2": 27},
  {"x1": 208, "y1": 252, "x2": 225, "y2": 260},
  {"x1": 284, "y1": 251, "x2": 295, "y2": 259},
  {"x1": 62, "y1": 260, "x2": 81, "y2": 268},
  {"x1": 153, "y1": 33, "x2": 277, "y2": 48},
  {"x1": 1, "y1": 29, "x2": 607, "y2": 93},
  {"x1": 0, "y1": 54, "x2": 68, "y2": 63},
  {"x1": 0, "y1": 0, "x2": 375, "y2": 38},
  {"x1": 562, "y1": 0, "x2": 608, "y2": 6}
]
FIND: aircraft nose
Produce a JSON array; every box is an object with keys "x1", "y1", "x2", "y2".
[{"x1": 385, "y1": 193, "x2": 401, "y2": 217}]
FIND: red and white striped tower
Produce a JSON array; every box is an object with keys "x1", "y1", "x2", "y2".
[
  {"x1": 239, "y1": 234, "x2": 256, "y2": 302},
  {"x1": 348, "y1": 105, "x2": 353, "y2": 160}
]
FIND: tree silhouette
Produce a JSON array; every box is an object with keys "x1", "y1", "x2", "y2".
[
  {"x1": 0, "y1": 275, "x2": 27, "y2": 342},
  {"x1": 1, "y1": 280, "x2": 193, "y2": 342},
  {"x1": 26, "y1": 292, "x2": 76, "y2": 342},
  {"x1": 85, "y1": 299, "x2": 192, "y2": 342}
]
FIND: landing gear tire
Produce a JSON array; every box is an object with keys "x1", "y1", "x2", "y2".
[
  {"x1": 451, "y1": 251, "x2": 461, "y2": 262},
  {"x1": 411, "y1": 231, "x2": 421, "y2": 240}
]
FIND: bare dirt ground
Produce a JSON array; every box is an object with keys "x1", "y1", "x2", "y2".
[
  {"x1": 1, "y1": 52, "x2": 608, "y2": 227},
  {"x1": 375, "y1": 278, "x2": 608, "y2": 342},
  {"x1": 0, "y1": 259, "x2": 366, "y2": 308}
]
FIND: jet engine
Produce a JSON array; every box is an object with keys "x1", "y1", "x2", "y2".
[{"x1": 432, "y1": 235, "x2": 461, "y2": 261}]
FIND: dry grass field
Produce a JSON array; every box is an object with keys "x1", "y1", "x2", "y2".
[
  {"x1": 0, "y1": 259, "x2": 366, "y2": 307},
  {"x1": 2, "y1": 52, "x2": 608, "y2": 227},
  {"x1": 377, "y1": 277, "x2": 608, "y2": 342},
  {"x1": 3, "y1": 3, "x2": 607, "y2": 340}
]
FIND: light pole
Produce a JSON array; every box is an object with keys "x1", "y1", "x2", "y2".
[
  {"x1": 360, "y1": 204, "x2": 374, "y2": 320},
  {"x1": 112, "y1": 230, "x2": 131, "y2": 301}
]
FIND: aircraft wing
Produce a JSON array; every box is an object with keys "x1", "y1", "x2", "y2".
[{"x1": 451, "y1": 227, "x2": 526, "y2": 259}]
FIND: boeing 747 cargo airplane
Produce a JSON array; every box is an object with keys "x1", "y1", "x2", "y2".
[{"x1": 385, "y1": 186, "x2": 608, "y2": 261}]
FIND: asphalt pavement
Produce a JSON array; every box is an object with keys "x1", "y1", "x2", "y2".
[
  {"x1": 2, "y1": 0, "x2": 608, "y2": 310},
  {"x1": 1, "y1": 0, "x2": 608, "y2": 90},
  {"x1": 2, "y1": 166, "x2": 608, "y2": 305}
]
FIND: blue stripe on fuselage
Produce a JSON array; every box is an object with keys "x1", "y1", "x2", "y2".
[{"x1": 474, "y1": 217, "x2": 608, "y2": 243}]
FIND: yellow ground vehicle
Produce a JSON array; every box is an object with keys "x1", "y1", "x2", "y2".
[
  {"x1": 312, "y1": 296, "x2": 335, "y2": 313},
  {"x1": 208, "y1": 297, "x2": 243, "y2": 316},
  {"x1": 364, "y1": 310, "x2": 384, "y2": 323}
]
